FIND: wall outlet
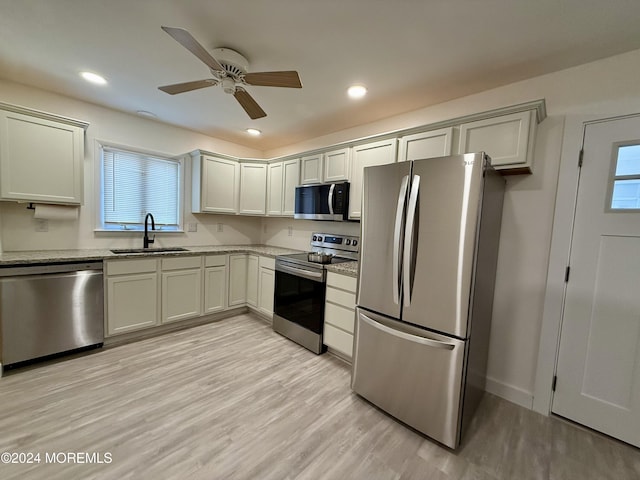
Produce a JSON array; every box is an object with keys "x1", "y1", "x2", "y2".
[
  {"x1": 187, "y1": 222, "x2": 198, "y2": 232},
  {"x1": 217, "y1": 223, "x2": 224, "y2": 232},
  {"x1": 287, "y1": 226, "x2": 293, "y2": 237},
  {"x1": 35, "y1": 219, "x2": 49, "y2": 232}
]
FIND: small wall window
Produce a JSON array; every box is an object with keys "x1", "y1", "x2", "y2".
[
  {"x1": 610, "y1": 144, "x2": 640, "y2": 210},
  {"x1": 98, "y1": 145, "x2": 183, "y2": 231}
]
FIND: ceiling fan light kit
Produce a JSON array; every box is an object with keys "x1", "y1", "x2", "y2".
[{"x1": 158, "y1": 26, "x2": 302, "y2": 120}]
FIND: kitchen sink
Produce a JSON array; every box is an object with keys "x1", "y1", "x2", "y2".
[{"x1": 110, "y1": 247, "x2": 189, "y2": 254}]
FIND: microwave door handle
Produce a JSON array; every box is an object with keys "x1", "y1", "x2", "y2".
[
  {"x1": 403, "y1": 174, "x2": 420, "y2": 307},
  {"x1": 328, "y1": 183, "x2": 335, "y2": 215},
  {"x1": 393, "y1": 175, "x2": 410, "y2": 305}
]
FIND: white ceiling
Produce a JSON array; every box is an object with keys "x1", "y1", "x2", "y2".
[{"x1": 2, "y1": 0, "x2": 640, "y2": 152}]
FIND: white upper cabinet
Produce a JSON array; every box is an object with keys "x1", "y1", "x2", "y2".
[
  {"x1": 300, "y1": 148, "x2": 350, "y2": 184},
  {"x1": 192, "y1": 152, "x2": 240, "y2": 214},
  {"x1": 349, "y1": 138, "x2": 398, "y2": 220},
  {"x1": 0, "y1": 104, "x2": 87, "y2": 205},
  {"x1": 282, "y1": 159, "x2": 300, "y2": 216},
  {"x1": 300, "y1": 153, "x2": 323, "y2": 184},
  {"x1": 267, "y1": 159, "x2": 300, "y2": 216},
  {"x1": 239, "y1": 162, "x2": 267, "y2": 215},
  {"x1": 458, "y1": 110, "x2": 537, "y2": 174},
  {"x1": 398, "y1": 127, "x2": 453, "y2": 162},
  {"x1": 323, "y1": 148, "x2": 351, "y2": 183},
  {"x1": 266, "y1": 162, "x2": 284, "y2": 216}
]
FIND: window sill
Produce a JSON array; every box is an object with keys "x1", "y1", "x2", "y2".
[{"x1": 94, "y1": 228, "x2": 185, "y2": 234}]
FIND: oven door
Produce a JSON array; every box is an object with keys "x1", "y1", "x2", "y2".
[{"x1": 274, "y1": 263, "x2": 326, "y2": 334}]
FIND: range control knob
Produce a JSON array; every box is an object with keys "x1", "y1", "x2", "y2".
[
  {"x1": 312, "y1": 235, "x2": 317, "y2": 241},
  {"x1": 352, "y1": 240, "x2": 358, "y2": 247},
  {"x1": 317, "y1": 236, "x2": 323, "y2": 242},
  {"x1": 345, "y1": 239, "x2": 351, "y2": 245}
]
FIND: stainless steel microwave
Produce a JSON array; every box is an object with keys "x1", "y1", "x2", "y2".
[{"x1": 294, "y1": 182, "x2": 350, "y2": 221}]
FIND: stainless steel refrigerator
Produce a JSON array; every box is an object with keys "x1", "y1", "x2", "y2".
[{"x1": 351, "y1": 152, "x2": 505, "y2": 449}]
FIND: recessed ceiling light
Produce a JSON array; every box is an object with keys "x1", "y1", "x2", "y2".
[
  {"x1": 246, "y1": 128, "x2": 261, "y2": 136},
  {"x1": 80, "y1": 71, "x2": 107, "y2": 85},
  {"x1": 136, "y1": 110, "x2": 157, "y2": 118},
  {"x1": 348, "y1": 85, "x2": 367, "y2": 99}
]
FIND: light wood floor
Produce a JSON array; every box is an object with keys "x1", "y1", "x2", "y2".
[{"x1": 1, "y1": 313, "x2": 638, "y2": 480}]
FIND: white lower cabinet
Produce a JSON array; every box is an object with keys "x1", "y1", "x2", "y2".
[
  {"x1": 246, "y1": 254, "x2": 259, "y2": 307},
  {"x1": 161, "y1": 256, "x2": 202, "y2": 324},
  {"x1": 228, "y1": 254, "x2": 248, "y2": 307},
  {"x1": 258, "y1": 256, "x2": 275, "y2": 318},
  {"x1": 106, "y1": 259, "x2": 159, "y2": 336},
  {"x1": 323, "y1": 272, "x2": 357, "y2": 359},
  {"x1": 204, "y1": 255, "x2": 227, "y2": 314}
]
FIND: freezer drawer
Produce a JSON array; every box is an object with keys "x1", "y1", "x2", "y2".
[{"x1": 351, "y1": 308, "x2": 466, "y2": 448}]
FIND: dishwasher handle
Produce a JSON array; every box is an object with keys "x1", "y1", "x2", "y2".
[{"x1": 0, "y1": 262, "x2": 104, "y2": 277}]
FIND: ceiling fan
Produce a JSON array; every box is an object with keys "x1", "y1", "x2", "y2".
[{"x1": 158, "y1": 26, "x2": 302, "y2": 119}]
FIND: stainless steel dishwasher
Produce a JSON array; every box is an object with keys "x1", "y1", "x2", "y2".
[{"x1": 0, "y1": 262, "x2": 104, "y2": 371}]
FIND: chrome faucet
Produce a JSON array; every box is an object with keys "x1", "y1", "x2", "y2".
[{"x1": 144, "y1": 213, "x2": 155, "y2": 249}]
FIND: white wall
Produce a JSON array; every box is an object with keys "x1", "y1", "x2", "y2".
[
  {"x1": 262, "y1": 48, "x2": 640, "y2": 408},
  {"x1": 260, "y1": 217, "x2": 360, "y2": 251},
  {"x1": 0, "y1": 80, "x2": 263, "y2": 251}
]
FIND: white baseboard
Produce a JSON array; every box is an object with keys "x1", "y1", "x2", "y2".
[{"x1": 485, "y1": 376, "x2": 534, "y2": 410}]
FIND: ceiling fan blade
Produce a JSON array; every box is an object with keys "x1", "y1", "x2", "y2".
[
  {"x1": 161, "y1": 26, "x2": 225, "y2": 72},
  {"x1": 243, "y1": 71, "x2": 302, "y2": 88},
  {"x1": 158, "y1": 79, "x2": 217, "y2": 95},
  {"x1": 233, "y1": 88, "x2": 266, "y2": 119}
]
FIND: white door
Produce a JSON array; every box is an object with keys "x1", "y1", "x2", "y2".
[{"x1": 552, "y1": 115, "x2": 640, "y2": 447}]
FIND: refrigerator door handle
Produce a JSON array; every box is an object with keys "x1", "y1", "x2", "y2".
[
  {"x1": 328, "y1": 183, "x2": 335, "y2": 215},
  {"x1": 392, "y1": 175, "x2": 410, "y2": 305},
  {"x1": 360, "y1": 312, "x2": 455, "y2": 350},
  {"x1": 403, "y1": 174, "x2": 420, "y2": 307}
]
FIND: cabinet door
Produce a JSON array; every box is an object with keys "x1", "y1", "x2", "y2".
[
  {"x1": 204, "y1": 265, "x2": 227, "y2": 314},
  {"x1": 458, "y1": 110, "x2": 536, "y2": 173},
  {"x1": 258, "y1": 267, "x2": 275, "y2": 317},
  {"x1": 349, "y1": 138, "x2": 398, "y2": 220},
  {"x1": 282, "y1": 159, "x2": 300, "y2": 216},
  {"x1": 228, "y1": 254, "x2": 248, "y2": 307},
  {"x1": 107, "y1": 273, "x2": 158, "y2": 335},
  {"x1": 0, "y1": 110, "x2": 84, "y2": 204},
  {"x1": 267, "y1": 162, "x2": 284, "y2": 216},
  {"x1": 246, "y1": 254, "x2": 259, "y2": 307},
  {"x1": 301, "y1": 153, "x2": 323, "y2": 184},
  {"x1": 324, "y1": 148, "x2": 351, "y2": 183},
  {"x1": 398, "y1": 127, "x2": 453, "y2": 162},
  {"x1": 199, "y1": 155, "x2": 240, "y2": 213},
  {"x1": 239, "y1": 163, "x2": 267, "y2": 215},
  {"x1": 161, "y1": 269, "x2": 202, "y2": 324}
]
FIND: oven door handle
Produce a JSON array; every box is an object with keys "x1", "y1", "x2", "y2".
[{"x1": 276, "y1": 263, "x2": 325, "y2": 282}]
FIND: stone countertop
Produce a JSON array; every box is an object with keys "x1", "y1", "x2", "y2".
[
  {"x1": 325, "y1": 260, "x2": 359, "y2": 277},
  {"x1": 0, "y1": 245, "x2": 303, "y2": 267}
]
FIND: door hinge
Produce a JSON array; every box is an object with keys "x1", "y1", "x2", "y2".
[
  {"x1": 564, "y1": 266, "x2": 571, "y2": 282},
  {"x1": 552, "y1": 375, "x2": 558, "y2": 392},
  {"x1": 578, "y1": 149, "x2": 584, "y2": 168}
]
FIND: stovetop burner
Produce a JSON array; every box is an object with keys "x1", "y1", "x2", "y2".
[{"x1": 276, "y1": 232, "x2": 359, "y2": 270}]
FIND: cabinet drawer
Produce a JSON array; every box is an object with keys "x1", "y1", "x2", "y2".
[
  {"x1": 326, "y1": 286, "x2": 356, "y2": 310},
  {"x1": 106, "y1": 258, "x2": 157, "y2": 276},
  {"x1": 205, "y1": 255, "x2": 226, "y2": 267},
  {"x1": 323, "y1": 324, "x2": 354, "y2": 358},
  {"x1": 161, "y1": 256, "x2": 201, "y2": 271},
  {"x1": 327, "y1": 272, "x2": 357, "y2": 292},
  {"x1": 324, "y1": 302, "x2": 355, "y2": 333},
  {"x1": 259, "y1": 256, "x2": 275, "y2": 270}
]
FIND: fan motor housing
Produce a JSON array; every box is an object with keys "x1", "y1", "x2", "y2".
[{"x1": 211, "y1": 48, "x2": 249, "y2": 78}]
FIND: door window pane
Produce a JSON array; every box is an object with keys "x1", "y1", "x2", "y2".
[{"x1": 610, "y1": 144, "x2": 640, "y2": 210}]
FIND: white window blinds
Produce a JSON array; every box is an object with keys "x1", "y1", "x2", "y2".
[{"x1": 102, "y1": 147, "x2": 180, "y2": 228}]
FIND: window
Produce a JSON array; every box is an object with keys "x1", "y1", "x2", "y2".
[
  {"x1": 99, "y1": 145, "x2": 182, "y2": 231},
  {"x1": 610, "y1": 144, "x2": 640, "y2": 210}
]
